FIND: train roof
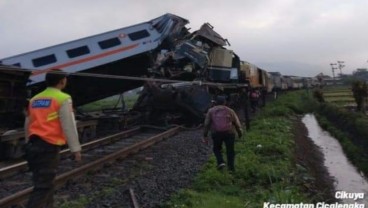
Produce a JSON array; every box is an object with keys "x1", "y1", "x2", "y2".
[{"x1": 1, "y1": 13, "x2": 189, "y2": 60}]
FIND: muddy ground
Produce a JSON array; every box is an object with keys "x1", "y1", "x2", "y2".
[{"x1": 292, "y1": 116, "x2": 337, "y2": 203}]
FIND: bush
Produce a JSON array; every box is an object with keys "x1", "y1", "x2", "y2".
[
  {"x1": 352, "y1": 80, "x2": 368, "y2": 112},
  {"x1": 313, "y1": 90, "x2": 325, "y2": 103},
  {"x1": 315, "y1": 112, "x2": 368, "y2": 175}
]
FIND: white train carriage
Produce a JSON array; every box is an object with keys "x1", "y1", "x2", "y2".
[
  {"x1": 1, "y1": 13, "x2": 188, "y2": 85},
  {"x1": 0, "y1": 14, "x2": 189, "y2": 105}
]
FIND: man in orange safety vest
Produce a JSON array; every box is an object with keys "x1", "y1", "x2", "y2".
[{"x1": 24, "y1": 69, "x2": 81, "y2": 208}]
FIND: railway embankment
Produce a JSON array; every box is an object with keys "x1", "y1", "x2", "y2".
[
  {"x1": 50, "y1": 90, "x2": 368, "y2": 207},
  {"x1": 165, "y1": 91, "x2": 366, "y2": 207}
]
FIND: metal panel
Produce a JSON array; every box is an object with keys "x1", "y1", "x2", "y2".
[{"x1": 208, "y1": 48, "x2": 232, "y2": 68}]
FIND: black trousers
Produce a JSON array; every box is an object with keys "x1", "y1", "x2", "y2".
[
  {"x1": 250, "y1": 100, "x2": 258, "y2": 112},
  {"x1": 243, "y1": 102, "x2": 250, "y2": 131},
  {"x1": 25, "y1": 135, "x2": 60, "y2": 208},
  {"x1": 211, "y1": 132, "x2": 235, "y2": 171}
]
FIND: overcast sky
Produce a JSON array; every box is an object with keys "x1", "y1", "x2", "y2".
[{"x1": 1, "y1": 0, "x2": 367, "y2": 77}]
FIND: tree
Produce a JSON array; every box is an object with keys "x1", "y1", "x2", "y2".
[
  {"x1": 351, "y1": 80, "x2": 368, "y2": 113},
  {"x1": 313, "y1": 89, "x2": 325, "y2": 103},
  {"x1": 353, "y1": 68, "x2": 368, "y2": 81}
]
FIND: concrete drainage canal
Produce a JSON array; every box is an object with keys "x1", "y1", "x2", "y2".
[{"x1": 302, "y1": 114, "x2": 368, "y2": 205}]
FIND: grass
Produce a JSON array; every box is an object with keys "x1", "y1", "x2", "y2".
[
  {"x1": 314, "y1": 115, "x2": 368, "y2": 175},
  {"x1": 324, "y1": 97, "x2": 354, "y2": 102},
  {"x1": 164, "y1": 91, "x2": 316, "y2": 208},
  {"x1": 78, "y1": 94, "x2": 138, "y2": 112},
  {"x1": 321, "y1": 85, "x2": 351, "y2": 92},
  {"x1": 59, "y1": 196, "x2": 90, "y2": 208},
  {"x1": 313, "y1": 101, "x2": 368, "y2": 175},
  {"x1": 308, "y1": 86, "x2": 368, "y2": 175},
  {"x1": 323, "y1": 92, "x2": 353, "y2": 97},
  {"x1": 322, "y1": 86, "x2": 355, "y2": 107}
]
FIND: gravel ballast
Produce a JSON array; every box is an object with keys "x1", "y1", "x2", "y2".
[{"x1": 56, "y1": 128, "x2": 212, "y2": 208}]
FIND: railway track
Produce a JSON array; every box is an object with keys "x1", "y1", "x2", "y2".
[
  {"x1": 0, "y1": 126, "x2": 180, "y2": 208},
  {"x1": 0, "y1": 126, "x2": 141, "y2": 179},
  {"x1": 0, "y1": 161, "x2": 23, "y2": 170}
]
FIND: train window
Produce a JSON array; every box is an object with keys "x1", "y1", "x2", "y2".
[
  {"x1": 32, "y1": 54, "x2": 57, "y2": 67},
  {"x1": 209, "y1": 69, "x2": 231, "y2": 82},
  {"x1": 66, "y1": 46, "x2": 90, "y2": 58},
  {"x1": 98, "y1": 37, "x2": 121, "y2": 49},
  {"x1": 12, "y1": 63, "x2": 21, "y2": 67},
  {"x1": 128, "y1": 30, "x2": 150, "y2": 41}
]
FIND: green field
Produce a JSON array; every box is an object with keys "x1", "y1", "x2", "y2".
[
  {"x1": 78, "y1": 94, "x2": 139, "y2": 112},
  {"x1": 323, "y1": 92, "x2": 352, "y2": 97},
  {"x1": 324, "y1": 97, "x2": 354, "y2": 102},
  {"x1": 322, "y1": 87, "x2": 355, "y2": 107}
]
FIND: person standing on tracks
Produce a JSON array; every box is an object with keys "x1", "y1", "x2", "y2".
[
  {"x1": 261, "y1": 87, "x2": 267, "y2": 107},
  {"x1": 24, "y1": 69, "x2": 81, "y2": 208},
  {"x1": 240, "y1": 87, "x2": 250, "y2": 130},
  {"x1": 250, "y1": 89, "x2": 260, "y2": 113},
  {"x1": 203, "y1": 96, "x2": 243, "y2": 172}
]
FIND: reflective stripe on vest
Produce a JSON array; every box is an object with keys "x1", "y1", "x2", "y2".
[{"x1": 28, "y1": 87, "x2": 71, "y2": 145}]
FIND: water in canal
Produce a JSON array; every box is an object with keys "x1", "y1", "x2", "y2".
[{"x1": 302, "y1": 114, "x2": 368, "y2": 205}]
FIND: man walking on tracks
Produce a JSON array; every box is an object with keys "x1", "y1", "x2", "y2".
[
  {"x1": 24, "y1": 69, "x2": 81, "y2": 208},
  {"x1": 240, "y1": 87, "x2": 250, "y2": 130},
  {"x1": 203, "y1": 96, "x2": 243, "y2": 172}
]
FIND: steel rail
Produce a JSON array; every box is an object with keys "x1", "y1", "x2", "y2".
[
  {"x1": 0, "y1": 126, "x2": 180, "y2": 208},
  {"x1": 0, "y1": 127, "x2": 140, "y2": 179},
  {"x1": 129, "y1": 188, "x2": 140, "y2": 208}
]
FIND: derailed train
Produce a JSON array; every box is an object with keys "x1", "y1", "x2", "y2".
[{"x1": 0, "y1": 13, "x2": 311, "y2": 159}]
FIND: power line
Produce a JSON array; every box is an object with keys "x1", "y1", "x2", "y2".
[
  {"x1": 330, "y1": 63, "x2": 338, "y2": 82},
  {"x1": 0, "y1": 67, "x2": 248, "y2": 88},
  {"x1": 337, "y1": 61, "x2": 345, "y2": 75},
  {"x1": 69, "y1": 71, "x2": 248, "y2": 88}
]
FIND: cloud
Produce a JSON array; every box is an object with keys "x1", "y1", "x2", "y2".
[
  {"x1": 257, "y1": 61, "x2": 324, "y2": 77},
  {"x1": 1, "y1": 0, "x2": 368, "y2": 76}
]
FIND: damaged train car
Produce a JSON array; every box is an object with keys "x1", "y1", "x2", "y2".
[
  {"x1": 0, "y1": 65, "x2": 31, "y2": 159},
  {"x1": 1, "y1": 13, "x2": 249, "y2": 124},
  {"x1": 132, "y1": 22, "x2": 249, "y2": 123},
  {"x1": 0, "y1": 13, "x2": 250, "y2": 158},
  {"x1": 1, "y1": 13, "x2": 191, "y2": 106}
]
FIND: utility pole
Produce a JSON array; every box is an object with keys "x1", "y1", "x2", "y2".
[
  {"x1": 330, "y1": 63, "x2": 338, "y2": 85},
  {"x1": 337, "y1": 61, "x2": 345, "y2": 76}
]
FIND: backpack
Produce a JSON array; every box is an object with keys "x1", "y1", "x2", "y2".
[
  {"x1": 211, "y1": 106, "x2": 232, "y2": 132},
  {"x1": 251, "y1": 92, "x2": 259, "y2": 99}
]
